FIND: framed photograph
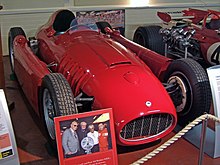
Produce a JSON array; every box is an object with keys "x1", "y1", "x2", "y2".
[{"x1": 54, "y1": 108, "x2": 118, "y2": 165}]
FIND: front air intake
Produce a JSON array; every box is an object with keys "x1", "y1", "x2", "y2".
[{"x1": 120, "y1": 113, "x2": 173, "y2": 141}]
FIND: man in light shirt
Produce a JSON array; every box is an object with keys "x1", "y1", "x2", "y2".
[{"x1": 87, "y1": 124, "x2": 99, "y2": 153}]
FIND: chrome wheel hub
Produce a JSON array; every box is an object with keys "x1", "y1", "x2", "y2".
[{"x1": 168, "y1": 75, "x2": 187, "y2": 113}]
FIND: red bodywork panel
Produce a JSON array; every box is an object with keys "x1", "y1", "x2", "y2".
[
  {"x1": 14, "y1": 36, "x2": 50, "y2": 115},
  {"x1": 183, "y1": 8, "x2": 220, "y2": 25},
  {"x1": 182, "y1": 8, "x2": 209, "y2": 24},
  {"x1": 13, "y1": 10, "x2": 177, "y2": 146}
]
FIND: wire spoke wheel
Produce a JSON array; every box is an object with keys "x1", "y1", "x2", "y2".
[
  {"x1": 168, "y1": 72, "x2": 192, "y2": 114},
  {"x1": 43, "y1": 88, "x2": 56, "y2": 140},
  {"x1": 164, "y1": 58, "x2": 211, "y2": 125}
]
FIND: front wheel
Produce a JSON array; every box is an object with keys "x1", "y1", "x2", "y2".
[
  {"x1": 40, "y1": 73, "x2": 77, "y2": 145},
  {"x1": 163, "y1": 58, "x2": 211, "y2": 125}
]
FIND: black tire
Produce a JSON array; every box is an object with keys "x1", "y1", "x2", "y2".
[
  {"x1": 39, "y1": 73, "x2": 77, "y2": 146},
  {"x1": 96, "y1": 21, "x2": 112, "y2": 34},
  {"x1": 8, "y1": 27, "x2": 26, "y2": 74},
  {"x1": 163, "y1": 58, "x2": 211, "y2": 125},
  {"x1": 133, "y1": 25, "x2": 165, "y2": 55}
]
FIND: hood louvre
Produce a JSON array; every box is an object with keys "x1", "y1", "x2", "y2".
[{"x1": 110, "y1": 61, "x2": 132, "y2": 67}]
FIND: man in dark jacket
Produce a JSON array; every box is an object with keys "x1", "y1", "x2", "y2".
[{"x1": 77, "y1": 121, "x2": 89, "y2": 155}]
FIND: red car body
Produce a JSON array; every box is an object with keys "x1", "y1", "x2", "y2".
[{"x1": 12, "y1": 10, "x2": 177, "y2": 146}]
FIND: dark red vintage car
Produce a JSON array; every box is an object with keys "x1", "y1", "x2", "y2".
[
  {"x1": 133, "y1": 8, "x2": 220, "y2": 67},
  {"x1": 8, "y1": 10, "x2": 211, "y2": 146}
]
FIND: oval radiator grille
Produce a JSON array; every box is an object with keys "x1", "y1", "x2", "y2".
[{"x1": 120, "y1": 113, "x2": 173, "y2": 141}]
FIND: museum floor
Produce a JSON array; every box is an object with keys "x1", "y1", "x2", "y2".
[{"x1": 3, "y1": 56, "x2": 220, "y2": 165}]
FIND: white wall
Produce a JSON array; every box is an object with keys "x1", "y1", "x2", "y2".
[
  {"x1": 0, "y1": 0, "x2": 220, "y2": 55},
  {"x1": 1, "y1": 0, "x2": 64, "y2": 9},
  {"x1": 73, "y1": 0, "x2": 217, "y2": 6},
  {"x1": 1, "y1": 12, "x2": 55, "y2": 56},
  {"x1": 74, "y1": 0, "x2": 128, "y2": 6}
]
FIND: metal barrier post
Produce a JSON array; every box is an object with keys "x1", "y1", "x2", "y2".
[{"x1": 198, "y1": 117, "x2": 208, "y2": 165}]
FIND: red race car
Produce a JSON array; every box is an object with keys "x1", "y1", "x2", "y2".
[
  {"x1": 8, "y1": 10, "x2": 211, "y2": 146},
  {"x1": 133, "y1": 8, "x2": 220, "y2": 67}
]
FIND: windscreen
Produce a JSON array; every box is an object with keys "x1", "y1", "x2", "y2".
[{"x1": 68, "y1": 18, "x2": 99, "y2": 32}]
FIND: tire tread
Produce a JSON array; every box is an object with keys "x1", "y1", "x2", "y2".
[
  {"x1": 133, "y1": 25, "x2": 165, "y2": 55},
  {"x1": 44, "y1": 73, "x2": 77, "y2": 116}
]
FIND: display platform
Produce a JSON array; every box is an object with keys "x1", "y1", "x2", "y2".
[{"x1": 3, "y1": 56, "x2": 220, "y2": 164}]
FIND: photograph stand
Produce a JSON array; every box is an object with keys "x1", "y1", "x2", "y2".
[
  {"x1": 179, "y1": 65, "x2": 220, "y2": 158},
  {"x1": 0, "y1": 90, "x2": 20, "y2": 165}
]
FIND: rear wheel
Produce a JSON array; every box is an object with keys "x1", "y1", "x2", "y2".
[
  {"x1": 133, "y1": 26, "x2": 165, "y2": 55},
  {"x1": 8, "y1": 27, "x2": 26, "y2": 74},
  {"x1": 164, "y1": 58, "x2": 211, "y2": 125},
  {"x1": 40, "y1": 73, "x2": 77, "y2": 145}
]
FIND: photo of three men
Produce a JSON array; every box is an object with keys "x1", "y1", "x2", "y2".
[{"x1": 61, "y1": 113, "x2": 112, "y2": 158}]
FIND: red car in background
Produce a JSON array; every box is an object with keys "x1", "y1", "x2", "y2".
[
  {"x1": 8, "y1": 9, "x2": 211, "y2": 147},
  {"x1": 133, "y1": 8, "x2": 220, "y2": 67}
]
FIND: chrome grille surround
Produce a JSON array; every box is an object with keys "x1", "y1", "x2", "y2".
[{"x1": 120, "y1": 113, "x2": 173, "y2": 141}]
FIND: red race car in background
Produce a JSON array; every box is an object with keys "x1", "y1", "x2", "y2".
[
  {"x1": 8, "y1": 9, "x2": 211, "y2": 147},
  {"x1": 133, "y1": 8, "x2": 220, "y2": 67}
]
